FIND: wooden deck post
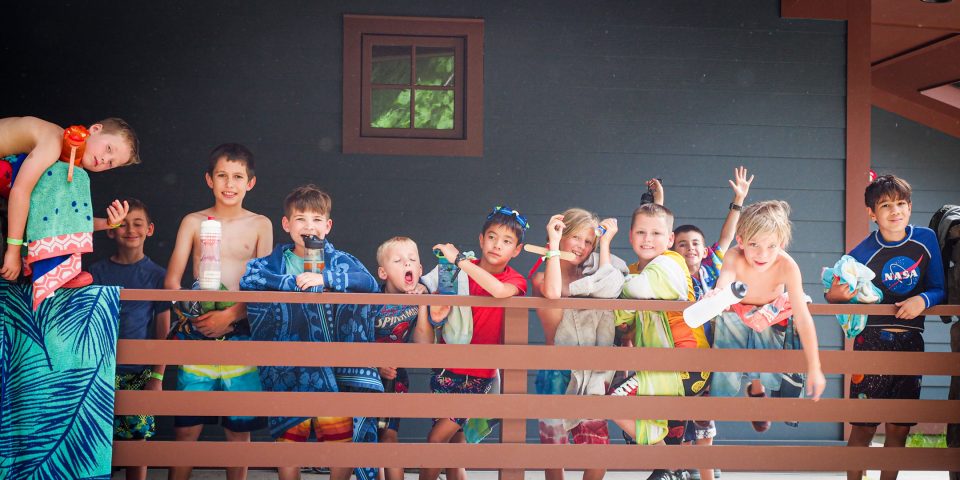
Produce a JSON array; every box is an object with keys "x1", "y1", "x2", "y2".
[{"x1": 499, "y1": 307, "x2": 529, "y2": 480}]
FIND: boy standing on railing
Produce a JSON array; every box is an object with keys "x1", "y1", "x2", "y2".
[
  {"x1": 371, "y1": 236, "x2": 435, "y2": 480},
  {"x1": 606, "y1": 202, "x2": 706, "y2": 480},
  {"x1": 421, "y1": 205, "x2": 529, "y2": 480},
  {"x1": 240, "y1": 184, "x2": 382, "y2": 480},
  {"x1": 710, "y1": 201, "x2": 826, "y2": 427},
  {"x1": 164, "y1": 143, "x2": 273, "y2": 480},
  {"x1": 825, "y1": 175, "x2": 944, "y2": 480},
  {"x1": 89, "y1": 198, "x2": 169, "y2": 480}
]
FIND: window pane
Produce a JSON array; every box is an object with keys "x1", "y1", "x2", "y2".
[
  {"x1": 372, "y1": 45, "x2": 411, "y2": 85},
  {"x1": 414, "y1": 90, "x2": 454, "y2": 129},
  {"x1": 371, "y1": 89, "x2": 411, "y2": 128},
  {"x1": 416, "y1": 47, "x2": 455, "y2": 86}
]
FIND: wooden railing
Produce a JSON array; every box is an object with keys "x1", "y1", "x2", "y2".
[{"x1": 112, "y1": 290, "x2": 960, "y2": 477}]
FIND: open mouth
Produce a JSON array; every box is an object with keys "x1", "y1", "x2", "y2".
[{"x1": 404, "y1": 270, "x2": 415, "y2": 284}]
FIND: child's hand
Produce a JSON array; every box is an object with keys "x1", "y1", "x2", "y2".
[
  {"x1": 825, "y1": 276, "x2": 856, "y2": 303},
  {"x1": 296, "y1": 272, "x2": 325, "y2": 291},
  {"x1": 411, "y1": 283, "x2": 428, "y2": 294},
  {"x1": 806, "y1": 367, "x2": 826, "y2": 401},
  {"x1": 106, "y1": 199, "x2": 130, "y2": 227},
  {"x1": 729, "y1": 166, "x2": 754, "y2": 204},
  {"x1": 894, "y1": 295, "x2": 926, "y2": 320},
  {"x1": 430, "y1": 304, "x2": 451, "y2": 322},
  {"x1": 192, "y1": 309, "x2": 236, "y2": 338},
  {"x1": 598, "y1": 218, "x2": 618, "y2": 241},
  {"x1": 433, "y1": 243, "x2": 460, "y2": 263},
  {"x1": 546, "y1": 214, "x2": 565, "y2": 247},
  {"x1": 378, "y1": 367, "x2": 397, "y2": 381},
  {"x1": 1, "y1": 248, "x2": 22, "y2": 281},
  {"x1": 646, "y1": 178, "x2": 664, "y2": 205}
]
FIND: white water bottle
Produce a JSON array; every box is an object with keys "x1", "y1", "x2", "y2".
[
  {"x1": 683, "y1": 281, "x2": 748, "y2": 328},
  {"x1": 198, "y1": 216, "x2": 222, "y2": 290}
]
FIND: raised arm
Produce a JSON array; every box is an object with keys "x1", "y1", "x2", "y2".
[
  {"x1": 598, "y1": 218, "x2": 618, "y2": 268},
  {"x1": 783, "y1": 256, "x2": 825, "y2": 401},
  {"x1": 540, "y1": 214, "x2": 565, "y2": 299},
  {"x1": 434, "y1": 243, "x2": 522, "y2": 299},
  {"x1": 717, "y1": 166, "x2": 753, "y2": 252}
]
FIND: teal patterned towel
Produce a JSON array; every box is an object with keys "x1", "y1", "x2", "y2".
[{"x1": 0, "y1": 282, "x2": 120, "y2": 480}]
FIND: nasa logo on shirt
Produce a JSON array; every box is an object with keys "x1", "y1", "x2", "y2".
[{"x1": 881, "y1": 255, "x2": 923, "y2": 295}]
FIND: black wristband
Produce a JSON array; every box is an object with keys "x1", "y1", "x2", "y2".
[
  {"x1": 729, "y1": 202, "x2": 742, "y2": 211},
  {"x1": 454, "y1": 252, "x2": 470, "y2": 266}
]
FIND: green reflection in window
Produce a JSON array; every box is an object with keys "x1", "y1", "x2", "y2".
[
  {"x1": 372, "y1": 45, "x2": 411, "y2": 85},
  {"x1": 371, "y1": 89, "x2": 411, "y2": 128},
  {"x1": 414, "y1": 90, "x2": 454, "y2": 129},
  {"x1": 416, "y1": 47, "x2": 455, "y2": 86}
]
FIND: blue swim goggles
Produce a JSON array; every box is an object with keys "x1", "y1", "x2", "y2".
[{"x1": 487, "y1": 205, "x2": 530, "y2": 231}]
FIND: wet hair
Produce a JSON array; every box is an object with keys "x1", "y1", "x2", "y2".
[
  {"x1": 121, "y1": 197, "x2": 151, "y2": 223},
  {"x1": 482, "y1": 213, "x2": 526, "y2": 243},
  {"x1": 207, "y1": 143, "x2": 255, "y2": 177},
  {"x1": 673, "y1": 224, "x2": 705, "y2": 242},
  {"x1": 558, "y1": 208, "x2": 600, "y2": 245},
  {"x1": 736, "y1": 200, "x2": 792, "y2": 247},
  {"x1": 631, "y1": 203, "x2": 674, "y2": 230},
  {"x1": 284, "y1": 184, "x2": 332, "y2": 217},
  {"x1": 865, "y1": 174, "x2": 912, "y2": 210},
  {"x1": 376, "y1": 236, "x2": 418, "y2": 266},
  {"x1": 96, "y1": 118, "x2": 140, "y2": 166}
]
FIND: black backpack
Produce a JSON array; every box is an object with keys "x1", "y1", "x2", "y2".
[{"x1": 929, "y1": 205, "x2": 960, "y2": 323}]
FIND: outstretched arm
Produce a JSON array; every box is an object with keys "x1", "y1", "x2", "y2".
[
  {"x1": 434, "y1": 243, "x2": 521, "y2": 298},
  {"x1": 784, "y1": 259, "x2": 825, "y2": 401},
  {"x1": 717, "y1": 166, "x2": 753, "y2": 252}
]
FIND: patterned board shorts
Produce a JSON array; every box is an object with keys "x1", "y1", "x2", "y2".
[
  {"x1": 431, "y1": 369, "x2": 494, "y2": 427},
  {"x1": 850, "y1": 328, "x2": 924, "y2": 427},
  {"x1": 278, "y1": 416, "x2": 353, "y2": 443},
  {"x1": 174, "y1": 364, "x2": 266, "y2": 432},
  {"x1": 114, "y1": 368, "x2": 156, "y2": 440},
  {"x1": 536, "y1": 369, "x2": 610, "y2": 445}
]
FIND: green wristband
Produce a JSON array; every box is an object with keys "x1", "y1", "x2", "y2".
[
  {"x1": 149, "y1": 371, "x2": 164, "y2": 381},
  {"x1": 5, "y1": 237, "x2": 24, "y2": 246}
]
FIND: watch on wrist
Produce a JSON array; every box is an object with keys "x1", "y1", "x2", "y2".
[
  {"x1": 729, "y1": 202, "x2": 742, "y2": 211},
  {"x1": 454, "y1": 252, "x2": 470, "y2": 266}
]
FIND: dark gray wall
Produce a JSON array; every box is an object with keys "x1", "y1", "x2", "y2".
[
  {"x1": 871, "y1": 106, "x2": 960, "y2": 403},
  {"x1": 3, "y1": 1, "x2": 858, "y2": 445}
]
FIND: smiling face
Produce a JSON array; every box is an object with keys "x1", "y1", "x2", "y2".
[
  {"x1": 80, "y1": 125, "x2": 133, "y2": 172},
  {"x1": 674, "y1": 230, "x2": 707, "y2": 273},
  {"x1": 869, "y1": 195, "x2": 912, "y2": 241},
  {"x1": 479, "y1": 224, "x2": 523, "y2": 270},
  {"x1": 737, "y1": 231, "x2": 784, "y2": 273},
  {"x1": 282, "y1": 208, "x2": 332, "y2": 255},
  {"x1": 106, "y1": 207, "x2": 154, "y2": 252},
  {"x1": 377, "y1": 241, "x2": 423, "y2": 294},
  {"x1": 560, "y1": 226, "x2": 597, "y2": 267},
  {"x1": 629, "y1": 213, "x2": 674, "y2": 265},
  {"x1": 205, "y1": 157, "x2": 255, "y2": 207}
]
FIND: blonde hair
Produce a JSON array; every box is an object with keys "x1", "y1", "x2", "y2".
[
  {"x1": 376, "y1": 236, "x2": 418, "y2": 266},
  {"x1": 559, "y1": 208, "x2": 600, "y2": 242},
  {"x1": 97, "y1": 117, "x2": 140, "y2": 166},
  {"x1": 631, "y1": 203, "x2": 674, "y2": 230},
  {"x1": 737, "y1": 200, "x2": 792, "y2": 247}
]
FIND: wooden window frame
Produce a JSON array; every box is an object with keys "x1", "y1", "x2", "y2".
[{"x1": 343, "y1": 14, "x2": 484, "y2": 157}]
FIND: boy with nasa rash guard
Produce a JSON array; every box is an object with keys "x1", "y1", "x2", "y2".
[{"x1": 826, "y1": 174, "x2": 944, "y2": 480}]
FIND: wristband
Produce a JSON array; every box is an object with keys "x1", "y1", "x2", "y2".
[
  {"x1": 5, "y1": 237, "x2": 23, "y2": 246},
  {"x1": 148, "y1": 372, "x2": 164, "y2": 381},
  {"x1": 729, "y1": 202, "x2": 742, "y2": 211},
  {"x1": 108, "y1": 222, "x2": 123, "y2": 229},
  {"x1": 543, "y1": 250, "x2": 561, "y2": 259}
]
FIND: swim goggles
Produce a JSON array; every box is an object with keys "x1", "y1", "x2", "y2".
[{"x1": 487, "y1": 205, "x2": 530, "y2": 231}]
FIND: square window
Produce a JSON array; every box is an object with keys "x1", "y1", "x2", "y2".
[{"x1": 343, "y1": 15, "x2": 484, "y2": 156}]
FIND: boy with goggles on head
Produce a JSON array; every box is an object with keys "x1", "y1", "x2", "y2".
[{"x1": 422, "y1": 205, "x2": 529, "y2": 480}]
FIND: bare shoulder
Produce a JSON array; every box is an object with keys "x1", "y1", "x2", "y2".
[
  {"x1": 177, "y1": 210, "x2": 208, "y2": 233},
  {"x1": 0, "y1": 116, "x2": 62, "y2": 156}
]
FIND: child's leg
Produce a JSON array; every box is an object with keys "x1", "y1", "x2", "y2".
[
  {"x1": 379, "y1": 428, "x2": 405, "y2": 480},
  {"x1": 446, "y1": 431, "x2": 468, "y2": 480},
  {"x1": 168, "y1": 425, "x2": 203, "y2": 480},
  {"x1": 880, "y1": 423, "x2": 911, "y2": 480},
  {"x1": 420, "y1": 419, "x2": 463, "y2": 480},
  {"x1": 846, "y1": 423, "x2": 878, "y2": 480}
]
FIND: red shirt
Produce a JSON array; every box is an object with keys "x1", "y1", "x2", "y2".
[{"x1": 447, "y1": 260, "x2": 528, "y2": 378}]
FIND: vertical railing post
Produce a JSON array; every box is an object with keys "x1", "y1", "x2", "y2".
[{"x1": 499, "y1": 306, "x2": 528, "y2": 480}]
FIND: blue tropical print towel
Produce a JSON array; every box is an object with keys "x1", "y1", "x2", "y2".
[{"x1": 0, "y1": 282, "x2": 120, "y2": 480}]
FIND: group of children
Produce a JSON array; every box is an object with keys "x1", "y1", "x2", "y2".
[{"x1": 0, "y1": 116, "x2": 946, "y2": 480}]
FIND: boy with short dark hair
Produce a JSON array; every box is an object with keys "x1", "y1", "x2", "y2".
[
  {"x1": 1, "y1": 116, "x2": 138, "y2": 307},
  {"x1": 164, "y1": 143, "x2": 273, "y2": 480},
  {"x1": 241, "y1": 184, "x2": 381, "y2": 480},
  {"x1": 826, "y1": 175, "x2": 944, "y2": 480},
  {"x1": 89, "y1": 198, "x2": 168, "y2": 480},
  {"x1": 421, "y1": 205, "x2": 529, "y2": 480}
]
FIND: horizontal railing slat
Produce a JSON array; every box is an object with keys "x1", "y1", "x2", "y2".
[
  {"x1": 111, "y1": 443, "x2": 960, "y2": 471},
  {"x1": 119, "y1": 289, "x2": 960, "y2": 315},
  {"x1": 116, "y1": 340, "x2": 960, "y2": 375},
  {"x1": 114, "y1": 391, "x2": 960, "y2": 423}
]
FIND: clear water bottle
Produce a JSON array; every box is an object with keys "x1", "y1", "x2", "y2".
[
  {"x1": 198, "y1": 216, "x2": 222, "y2": 290},
  {"x1": 435, "y1": 249, "x2": 457, "y2": 295},
  {"x1": 683, "y1": 281, "x2": 748, "y2": 328},
  {"x1": 302, "y1": 235, "x2": 325, "y2": 273}
]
